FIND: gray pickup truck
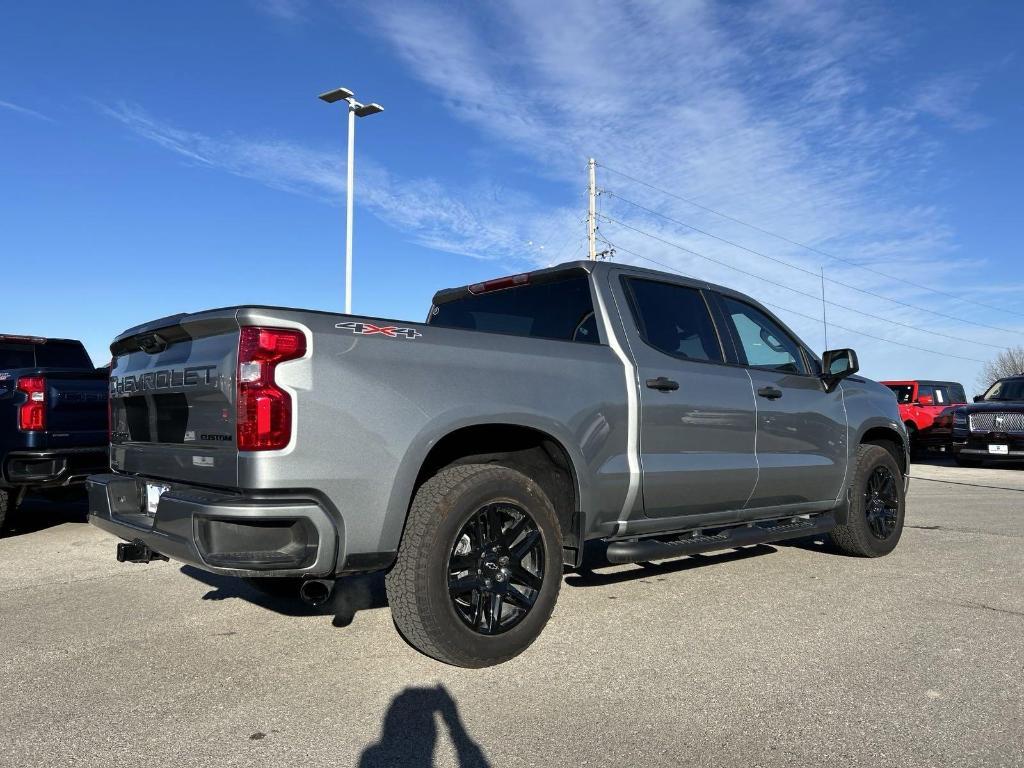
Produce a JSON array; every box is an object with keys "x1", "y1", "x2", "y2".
[{"x1": 88, "y1": 260, "x2": 908, "y2": 667}]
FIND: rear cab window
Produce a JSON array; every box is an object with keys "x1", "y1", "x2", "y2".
[
  {"x1": 429, "y1": 273, "x2": 600, "y2": 344},
  {"x1": 0, "y1": 339, "x2": 92, "y2": 369},
  {"x1": 0, "y1": 343, "x2": 36, "y2": 369}
]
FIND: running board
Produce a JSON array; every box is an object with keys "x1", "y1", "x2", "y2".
[{"x1": 604, "y1": 512, "x2": 836, "y2": 565}]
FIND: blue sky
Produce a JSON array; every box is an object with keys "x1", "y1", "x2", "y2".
[{"x1": 2, "y1": 1, "x2": 1021, "y2": 391}]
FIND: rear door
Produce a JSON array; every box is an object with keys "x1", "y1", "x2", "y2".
[
  {"x1": 714, "y1": 294, "x2": 847, "y2": 509},
  {"x1": 611, "y1": 272, "x2": 758, "y2": 518}
]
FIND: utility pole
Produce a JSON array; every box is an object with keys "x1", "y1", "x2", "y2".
[
  {"x1": 318, "y1": 86, "x2": 384, "y2": 315},
  {"x1": 821, "y1": 266, "x2": 829, "y2": 351},
  {"x1": 587, "y1": 157, "x2": 597, "y2": 260}
]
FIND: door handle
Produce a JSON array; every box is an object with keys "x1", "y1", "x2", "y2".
[
  {"x1": 646, "y1": 377, "x2": 679, "y2": 392},
  {"x1": 757, "y1": 386, "x2": 783, "y2": 400}
]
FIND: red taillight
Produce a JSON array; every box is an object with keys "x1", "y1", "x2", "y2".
[
  {"x1": 236, "y1": 327, "x2": 306, "y2": 451},
  {"x1": 17, "y1": 376, "x2": 46, "y2": 431}
]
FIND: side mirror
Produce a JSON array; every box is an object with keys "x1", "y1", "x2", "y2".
[
  {"x1": 974, "y1": 395, "x2": 984, "y2": 403},
  {"x1": 821, "y1": 348, "x2": 859, "y2": 392},
  {"x1": 917, "y1": 394, "x2": 934, "y2": 406}
]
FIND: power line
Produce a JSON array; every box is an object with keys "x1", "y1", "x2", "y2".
[
  {"x1": 602, "y1": 190, "x2": 1018, "y2": 336},
  {"x1": 598, "y1": 214, "x2": 1005, "y2": 350},
  {"x1": 597, "y1": 234, "x2": 987, "y2": 365},
  {"x1": 598, "y1": 162, "x2": 1024, "y2": 320}
]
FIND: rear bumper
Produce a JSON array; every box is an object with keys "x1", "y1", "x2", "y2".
[
  {"x1": 2, "y1": 447, "x2": 109, "y2": 488},
  {"x1": 86, "y1": 473, "x2": 342, "y2": 578}
]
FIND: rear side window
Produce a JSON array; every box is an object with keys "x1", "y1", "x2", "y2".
[
  {"x1": 430, "y1": 275, "x2": 599, "y2": 344},
  {"x1": 721, "y1": 297, "x2": 807, "y2": 375},
  {"x1": 35, "y1": 342, "x2": 93, "y2": 369},
  {"x1": 935, "y1": 384, "x2": 966, "y2": 404},
  {"x1": 0, "y1": 343, "x2": 36, "y2": 369},
  {"x1": 623, "y1": 278, "x2": 723, "y2": 363}
]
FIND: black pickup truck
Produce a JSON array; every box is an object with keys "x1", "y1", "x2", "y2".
[{"x1": 0, "y1": 335, "x2": 109, "y2": 530}]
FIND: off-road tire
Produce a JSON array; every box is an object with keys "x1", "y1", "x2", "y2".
[
  {"x1": 0, "y1": 489, "x2": 8, "y2": 533},
  {"x1": 831, "y1": 444, "x2": 906, "y2": 557},
  {"x1": 386, "y1": 463, "x2": 563, "y2": 668}
]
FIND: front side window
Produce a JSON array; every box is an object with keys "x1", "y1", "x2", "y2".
[
  {"x1": 721, "y1": 297, "x2": 807, "y2": 375},
  {"x1": 623, "y1": 278, "x2": 723, "y2": 363},
  {"x1": 885, "y1": 385, "x2": 915, "y2": 404}
]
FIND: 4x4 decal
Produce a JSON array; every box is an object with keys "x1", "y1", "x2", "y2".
[{"x1": 335, "y1": 321, "x2": 422, "y2": 340}]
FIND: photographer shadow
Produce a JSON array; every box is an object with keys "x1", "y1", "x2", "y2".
[{"x1": 359, "y1": 685, "x2": 490, "y2": 768}]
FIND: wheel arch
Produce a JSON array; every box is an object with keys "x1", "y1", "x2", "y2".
[
  {"x1": 860, "y1": 424, "x2": 908, "y2": 477},
  {"x1": 383, "y1": 417, "x2": 590, "y2": 568}
]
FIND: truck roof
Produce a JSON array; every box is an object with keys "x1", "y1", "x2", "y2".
[
  {"x1": 880, "y1": 379, "x2": 965, "y2": 387},
  {"x1": 432, "y1": 259, "x2": 767, "y2": 307},
  {"x1": 0, "y1": 334, "x2": 84, "y2": 345}
]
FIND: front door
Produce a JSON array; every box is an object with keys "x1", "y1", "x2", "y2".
[
  {"x1": 715, "y1": 295, "x2": 848, "y2": 509},
  {"x1": 612, "y1": 273, "x2": 758, "y2": 518}
]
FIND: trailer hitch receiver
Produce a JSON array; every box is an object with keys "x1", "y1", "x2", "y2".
[{"x1": 116, "y1": 541, "x2": 169, "y2": 564}]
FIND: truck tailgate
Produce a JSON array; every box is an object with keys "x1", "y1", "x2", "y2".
[
  {"x1": 109, "y1": 312, "x2": 241, "y2": 487},
  {"x1": 45, "y1": 370, "x2": 108, "y2": 441}
]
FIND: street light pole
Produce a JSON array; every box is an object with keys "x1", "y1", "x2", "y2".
[
  {"x1": 318, "y1": 86, "x2": 384, "y2": 315},
  {"x1": 345, "y1": 105, "x2": 356, "y2": 315}
]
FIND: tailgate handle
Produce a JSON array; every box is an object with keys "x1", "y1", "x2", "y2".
[{"x1": 646, "y1": 377, "x2": 679, "y2": 392}]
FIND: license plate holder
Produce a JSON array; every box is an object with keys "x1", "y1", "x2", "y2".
[
  {"x1": 145, "y1": 482, "x2": 170, "y2": 516},
  {"x1": 988, "y1": 444, "x2": 1009, "y2": 455}
]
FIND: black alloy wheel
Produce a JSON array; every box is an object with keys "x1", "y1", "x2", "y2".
[
  {"x1": 447, "y1": 502, "x2": 545, "y2": 635},
  {"x1": 864, "y1": 465, "x2": 899, "y2": 540}
]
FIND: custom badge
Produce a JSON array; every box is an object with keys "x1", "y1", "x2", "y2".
[{"x1": 335, "y1": 321, "x2": 422, "y2": 340}]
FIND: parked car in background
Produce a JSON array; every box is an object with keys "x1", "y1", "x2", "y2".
[
  {"x1": 881, "y1": 379, "x2": 967, "y2": 457},
  {"x1": 88, "y1": 260, "x2": 908, "y2": 667},
  {"x1": 950, "y1": 375, "x2": 1024, "y2": 466},
  {"x1": 0, "y1": 335, "x2": 109, "y2": 531}
]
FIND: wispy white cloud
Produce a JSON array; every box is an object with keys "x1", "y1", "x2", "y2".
[
  {"x1": 252, "y1": 0, "x2": 307, "y2": 23},
  {"x1": 101, "y1": 101, "x2": 558, "y2": 262},
  {"x1": 0, "y1": 99, "x2": 54, "y2": 122},
  {"x1": 911, "y1": 73, "x2": 987, "y2": 131}
]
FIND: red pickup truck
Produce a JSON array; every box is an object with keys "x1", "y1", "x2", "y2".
[{"x1": 881, "y1": 379, "x2": 967, "y2": 456}]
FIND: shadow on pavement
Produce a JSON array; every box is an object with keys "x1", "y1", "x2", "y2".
[
  {"x1": 359, "y1": 684, "x2": 490, "y2": 768},
  {"x1": 180, "y1": 566, "x2": 389, "y2": 626},
  {"x1": 1, "y1": 489, "x2": 89, "y2": 538},
  {"x1": 565, "y1": 541, "x2": 777, "y2": 587}
]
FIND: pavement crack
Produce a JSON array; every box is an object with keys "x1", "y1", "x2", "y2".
[{"x1": 943, "y1": 600, "x2": 1024, "y2": 619}]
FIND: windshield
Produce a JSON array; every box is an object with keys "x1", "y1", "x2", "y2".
[{"x1": 981, "y1": 378, "x2": 1024, "y2": 402}]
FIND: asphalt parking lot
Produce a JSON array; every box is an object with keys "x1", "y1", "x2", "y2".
[{"x1": 1, "y1": 460, "x2": 1022, "y2": 768}]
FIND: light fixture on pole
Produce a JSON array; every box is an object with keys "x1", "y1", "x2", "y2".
[{"x1": 318, "y1": 86, "x2": 384, "y2": 315}]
